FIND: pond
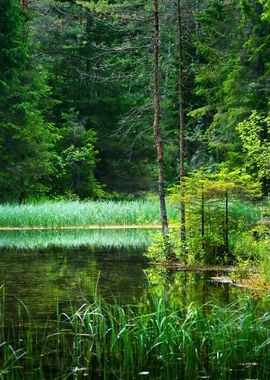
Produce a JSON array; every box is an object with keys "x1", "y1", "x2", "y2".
[
  {"x1": 0, "y1": 228, "x2": 251, "y2": 319},
  {"x1": 0, "y1": 229, "x2": 269, "y2": 379}
]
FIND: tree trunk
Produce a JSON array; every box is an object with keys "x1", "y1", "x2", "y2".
[
  {"x1": 254, "y1": 3, "x2": 269, "y2": 196},
  {"x1": 153, "y1": 0, "x2": 169, "y2": 239},
  {"x1": 86, "y1": 11, "x2": 93, "y2": 78},
  {"x1": 201, "y1": 183, "x2": 205, "y2": 250},
  {"x1": 225, "y1": 190, "x2": 229, "y2": 255},
  {"x1": 21, "y1": 0, "x2": 29, "y2": 8},
  {"x1": 177, "y1": 0, "x2": 186, "y2": 242}
]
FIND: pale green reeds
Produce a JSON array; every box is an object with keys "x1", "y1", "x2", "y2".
[
  {"x1": 1, "y1": 290, "x2": 270, "y2": 379},
  {"x1": 229, "y1": 200, "x2": 262, "y2": 228},
  {"x1": 0, "y1": 200, "x2": 179, "y2": 228}
]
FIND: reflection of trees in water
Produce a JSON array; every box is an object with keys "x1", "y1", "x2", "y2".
[
  {"x1": 0, "y1": 249, "x2": 101, "y2": 321},
  {"x1": 144, "y1": 267, "x2": 243, "y2": 308},
  {"x1": 0, "y1": 243, "x2": 250, "y2": 326},
  {"x1": 94, "y1": 247, "x2": 149, "y2": 303},
  {"x1": 0, "y1": 247, "x2": 150, "y2": 321}
]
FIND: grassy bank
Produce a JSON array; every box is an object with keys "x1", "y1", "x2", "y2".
[
  {"x1": 146, "y1": 198, "x2": 267, "y2": 265},
  {"x1": 1, "y1": 291, "x2": 270, "y2": 379},
  {"x1": 0, "y1": 200, "x2": 179, "y2": 228}
]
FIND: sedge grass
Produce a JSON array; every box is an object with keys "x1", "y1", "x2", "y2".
[
  {"x1": 0, "y1": 289, "x2": 270, "y2": 379},
  {"x1": 229, "y1": 200, "x2": 262, "y2": 229},
  {"x1": 0, "y1": 200, "x2": 179, "y2": 228}
]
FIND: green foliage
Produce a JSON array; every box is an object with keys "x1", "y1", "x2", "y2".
[
  {"x1": 30, "y1": 0, "x2": 157, "y2": 195},
  {"x1": 258, "y1": 237, "x2": 270, "y2": 282},
  {"x1": 147, "y1": 170, "x2": 262, "y2": 265},
  {"x1": 0, "y1": 0, "x2": 268, "y2": 207},
  {"x1": 260, "y1": 0, "x2": 270, "y2": 20},
  {"x1": 145, "y1": 230, "x2": 205, "y2": 265},
  {"x1": 170, "y1": 168, "x2": 261, "y2": 204},
  {"x1": 0, "y1": 0, "x2": 57, "y2": 202},
  {"x1": 52, "y1": 111, "x2": 103, "y2": 198},
  {"x1": 1, "y1": 290, "x2": 270, "y2": 379},
  {"x1": 237, "y1": 112, "x2": 270, "y2": 181},
  {"x1": 233, "y1": 201, "x2": 270, "y2": 281},
  {"x1": 192, "y1": 0, "x2": 270, "y2": 183}
]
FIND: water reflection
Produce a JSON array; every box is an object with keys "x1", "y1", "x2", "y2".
[
  {"x1": 0, "y1": 256, "x2": 257, "y2": 326},
  {"x1": 0, "y1": 229, "x2": 268, "y2": 380},
  {"x1": 0, "y1": 246, "x2": 149, "y2": 321},
  {"x1": 0, "y1": 228, "x2": 265, "y2": 321},
  {"x1": 0, "y1": 228, "x2": 153, "y2": 250},
  {"x1": 144, "y1": 267, "x2": 253, "y2": 307}
]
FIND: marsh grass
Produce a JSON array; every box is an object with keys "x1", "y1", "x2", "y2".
[
  {"x1": 0, "y1": 200, "x2": 179, "y2": 228},
  {"x1": 0, "y1": 228, "x2": 153, "y2": 250},
  {"x1": 229, "y1": 200, "x2": 262, "y2": 228},
  {"x1": 0, "y1": 289, "x2": 270, "y2": 379}
]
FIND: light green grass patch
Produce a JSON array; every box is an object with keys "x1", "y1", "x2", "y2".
[
  {"x1": 0, "y1": 200, "x2": 179, "y2": 228},
  {"x1": 0, "y1": 228, "x2": 153, "y2": 250}
]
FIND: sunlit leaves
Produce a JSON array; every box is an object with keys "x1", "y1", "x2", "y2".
[{"x1": 237, "y1": 112, "x2": 270, "y2": 180}]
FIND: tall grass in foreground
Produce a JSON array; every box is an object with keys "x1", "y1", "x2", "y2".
[
  {"x1": 0, "y1": 200, "x2": 179, "y2": 228},
  {"x1": 1, "y1": 293, "x2": 270, "y2": 379}
]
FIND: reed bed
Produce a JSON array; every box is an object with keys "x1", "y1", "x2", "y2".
[
  {"x1": 1, "y1": 293, "x2": 270, "y2": 379},
  {"x1": 229, "y1": 200, "x2": 262, "y2": 228},
  {"x1": 0, "y1": 200, "x2": 179, "y2": 228},
  {"x1": 0, "y1": 228, "x2": 153, "y2": 250}
]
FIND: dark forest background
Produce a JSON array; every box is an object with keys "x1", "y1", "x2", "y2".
[{"x1": 0, "y1": 0, "x2": 269, "y2": 202}]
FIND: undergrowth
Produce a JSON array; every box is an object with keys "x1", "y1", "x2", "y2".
[{"x1": 0, "y1": 291, "x2": 270, "y2": 379}]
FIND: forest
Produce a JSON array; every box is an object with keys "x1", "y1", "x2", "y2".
[
  {"x1": 0, "y1": 0, "x2": 270, "y2": 379},
  {"x1": 1, "y1": 0, "x2": 269, "y2": 201}
]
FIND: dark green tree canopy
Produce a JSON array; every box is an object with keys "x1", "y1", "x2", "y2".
[{"x1": 0, "y1": 0, "x2": 269, "y2": 201}]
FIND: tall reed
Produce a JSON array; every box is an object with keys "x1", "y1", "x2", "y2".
[
  {"x1": 1, "y1": 291, "x2": 269, "y2": 379},
  {"x1": 0, "y1": 200, "x2": 179, "y2": 228}
]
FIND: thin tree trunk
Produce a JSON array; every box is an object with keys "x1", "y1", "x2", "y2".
[
  {"x1": 21, "y1": 0, "x2": 29, "y2": 8},
  {"x1": 153, "y1": 0, "x2": 169, "y2": 239},
  {"x1": 201, "y1": 183, "x2": 205, "y2": 250},
  {"x1": 177, "y1": 0, "x2": 186, "y2": 242},
  {"x1": 86, "y1": 11, "x2": 93, "y2": 78},
  {"x1": 225, "y1": 190, "x2": 229, "y2": 255},
  {"x1": 254, "y1": 3, "x2": 269, "y2": 195}
]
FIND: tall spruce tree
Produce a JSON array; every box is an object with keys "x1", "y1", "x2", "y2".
[
  {"x1": 153, "y1": 0, "x2": 169, "y2": 239},
  {"x1": 30, "y1": 0, "x2": 157, "y2": 195},
  {"x1": 193, "y1": 0, "x2": 269, "y2": 192},
  {"x1": 0, "y1": 0, "x2": 56, "y2": 202}
]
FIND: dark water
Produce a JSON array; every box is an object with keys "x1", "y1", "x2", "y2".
[
  {"x1": 0, "y1": 229, "x2": 268, "y2": 379},
  {"x1": 0, "y1": 228, "x2": 253, "y2": 322},
  {"x1": 0, "y1": 246, "x2": 150, "y2": 321}
]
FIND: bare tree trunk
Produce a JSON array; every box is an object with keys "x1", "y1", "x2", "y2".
[
  {"x1": 153, "y1": 0, "x2": 169, "y2": 239},
  {"x1": 225, "y1": 190, "x2": 229, "y2": 255},
  {"x1": 201, "y1": 183, "x2": 205, "y2": 249},
  {"x1": 177, "y1": 0, "x2": 186, "y2": 242},
  {"x1": 85, "y1": 11, "x2": 93, "y2": 78},
  {"x1": 21, "y1": 0, "x2": 30, "y2": 8}
]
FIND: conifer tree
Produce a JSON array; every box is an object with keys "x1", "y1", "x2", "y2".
[
  {"x1": 0, "y1": 0, "x2": 56, "y2": 202},
  {"x1": 193, "y1": 0, "x2": 269, "y2": 193},
  {"x1": 153, "y1": 0, "x2": 169, "y2": 239}
]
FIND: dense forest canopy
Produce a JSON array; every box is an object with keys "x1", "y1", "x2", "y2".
[{"x1": 0, "y1": 0, "x2": 269, "y2": 202}]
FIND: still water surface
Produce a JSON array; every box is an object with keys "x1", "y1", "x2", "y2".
[
  {"x1": 0, "y1": 228, "x2": 269, "y2": 379},
  {"x1": 0, "y1": 228, "x2": 253, "y2": 322}
]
